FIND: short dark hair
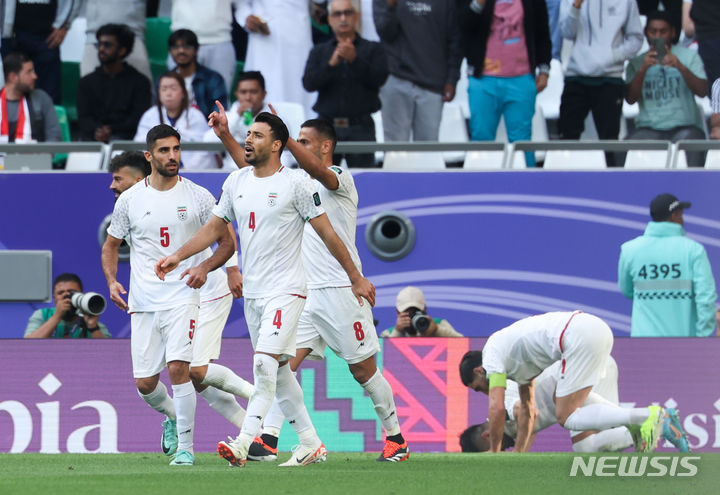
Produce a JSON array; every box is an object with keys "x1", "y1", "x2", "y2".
[
  {"x1": 2, "y1": 52, "x2": 31, "y2": 80},
  {"x1": 302, "y1": 118, "x2": 338, "y2": 153},
  {"x1": 168, "y1": 29, "x2": 199, "y2": 50},
  {"x1": 109, "y1": 151, "x2": 150, "y2": 176},
  {"x1": 236, "y1": 71, "x2": 266, "y2": 91},
  {"x1": 255, "y1": 112, "x2": 289, "y2": 153},
  {"x1": 645, "y1": 10, "x2": 674, "y2": 31},
  {"x1": 53, "y1": 273, "x2": 83, "y2": 291},
  {"x1": 459, "y1": 350, "x2": 483, "y2": 386},
  {"x1": 96, "y1": 23, "x2": 135, "y2": 57},
  {"x1": 459, "y1": 423, "x2": 515, "y2": 452},
  {"x1": 146, "y1": 124, "x2": 181, "y2": 151}
]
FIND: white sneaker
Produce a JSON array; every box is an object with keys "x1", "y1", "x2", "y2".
[
  {"x1": 278, "y1": 443, "x2": 327, "y2": 467},
  {"x1": 217, "y1": 435, "x2": 249, "y2": 467}
]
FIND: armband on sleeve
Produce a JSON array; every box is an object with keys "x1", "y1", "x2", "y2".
[
  {"x1": 488, "y1": 373, "x2": 507, "y2": 389},
  {"x1": 224, "y1": 251, "x2": 239, "y2": 268}
]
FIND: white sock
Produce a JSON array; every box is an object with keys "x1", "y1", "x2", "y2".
[
  {"x1": 172, "y1": 381, "x2": 196, "y2": 453},
  {"x1": 199, "y1": 386, "x2": 246, "y2": 429},
  {"x1": 202, "y1": 363, "x2": 255, "y2": 399},
  {"x1": 239, "y1": 354, "x2": 279, "y2": 445},
  {"x1": 138, "y1": 382, "x2": 176, "y2": 420},
  {"x1": 572, "y1": 427, "x2": 634, "y2": 453},
  {"x1": 262, "y1": 397, "x2": 285, "y2": 436},
  {"x1": 362, "y1": 370, "x2": 401, "y2": 436},
  {"x1": 563, "y1": 403, "x2": 650, "y2": 431},
  {"x1": 276, "y1": 364, "x2": 320, "y2": 447}
]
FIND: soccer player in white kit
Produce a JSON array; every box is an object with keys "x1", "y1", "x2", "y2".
[
  {"x1": 155, "y1": 110, "x2": 376, "y2": 468},
  {"x1": 102, "y1": 125, "x2": 237, "y2": 466},
  {"x1": 460, "y1": 311, "x2": 667, "y2": 453},
  {"x1": 107, "y1": 151, "x2": 254, "y2": 458},
  {"x1": 248, "y1": 118, "x2": 408, "y2": 463}
]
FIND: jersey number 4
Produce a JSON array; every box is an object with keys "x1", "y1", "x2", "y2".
[{"x1": 249, "y1": 212, "x2": 256, "y2": 232}]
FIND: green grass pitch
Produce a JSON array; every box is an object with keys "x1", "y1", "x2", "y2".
[{"x1": 1, "y1": 453, "x2": 719, "y2": 495}]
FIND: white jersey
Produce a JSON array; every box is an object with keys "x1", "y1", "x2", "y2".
[
  {"x1": 213, "y1": 165, "x2": 325, "y2": 298},
  {"x1": 503, "y1": 362, "x2": 562, "y2": 438},
  {"x1": 108, "y1": 176, "x2": 220, "y2": 312},
  {"x1": 482, "y1": 311, "x2": 580, "y2": 385},
  {"x1": 301, "y1": 166, "x2": 362, "y2": 288}
]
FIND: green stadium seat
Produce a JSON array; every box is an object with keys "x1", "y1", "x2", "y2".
[
  {"x1": 146, "y1": 17, "x2": 172, "y2": 82},
  {"x1": 60, "y1": 61, "x2": 80, "y2": 122},
  {"x1": 53, "y1": 105, "x2": 71, "y2": 167},
  {"x1": 229, "y1": 61, "x2": 245, "y2": 102}
]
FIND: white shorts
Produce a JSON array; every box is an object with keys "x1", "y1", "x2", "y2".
[
  {"x1": 296, "y1": 287, "x2": 380, "y2": 365},
  {"x1": 191, "y1": 293, "x2": 233, "y2": 367},
  {"x1": 130, "y1": 304, "x2": 199, "y2": 379},
  {"x1": 244, "y1": 294, "x2": 306, "y2": 361},
  {"x1": 555, "y1": 312, "x2": 614, "y2": 398}
]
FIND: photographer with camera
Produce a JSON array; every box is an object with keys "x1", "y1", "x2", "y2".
[
  {"x1": 24, "y1": 273, "x2": 110, "y2": 338},
  {"x1": 380, "y1": 286, "x2": 462, "y2": 338}
]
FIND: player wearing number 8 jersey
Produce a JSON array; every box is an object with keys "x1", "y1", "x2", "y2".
[
  {"x1": 252, "y1": 118, "x2": 408, "y2": 463},
  {"x1": 618, "y1": 193, "x2": 717, "y2": 337},
  {"x1": 102, "y1": 125, "x2": 237, "y2": 466},
  {"x1": 155, "y1": 109, "x2": 376, "y2": 468}
]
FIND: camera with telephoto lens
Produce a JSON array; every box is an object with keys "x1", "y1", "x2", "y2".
[
  {"x1": 67, "y1": 291, "x2": 107, "y2": 316},
  {"x1": 406, "y1": 307, "x2": 431, "y2": 335}
]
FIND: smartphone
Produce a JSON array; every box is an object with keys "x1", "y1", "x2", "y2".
[{"x1": 651, "y1": 38, "x2": 667, "y2": 63}]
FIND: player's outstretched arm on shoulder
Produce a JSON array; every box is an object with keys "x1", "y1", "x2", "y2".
[
  {"x1": 208, "y1": 100, "x2": 249, "y2": 169},
  {"x1": 309, "y1": 213, "x2": 375, "y2": 306},
  {"x1": 101, "y1": 235, "x2": 129, "y2": 311},
  {"x1": 180, "y1": 218, "x2": 236, "y2": 288}
]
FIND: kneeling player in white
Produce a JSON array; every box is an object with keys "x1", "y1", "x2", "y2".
[
  {"x1": 461, "y1": 311, "x2": 667, "y2": 454},
  {"x1": 102, "y1": 125, "x2": 237, "y2": 466},
  {"x1": 249, "y1": 118, "x2": 408, "y2": 463}
]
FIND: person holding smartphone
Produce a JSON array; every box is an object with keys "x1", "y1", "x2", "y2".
[{"x1": 625, "y1": 10, "x2": 708, "y2": 166}]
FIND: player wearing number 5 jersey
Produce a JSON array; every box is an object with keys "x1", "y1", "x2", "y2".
[
  {"x1": 102, "y1": 125, "x2": 237, "y2": 466},
  {"x1": 252, "y1": 118, "x2": 408, "y2": 464},
  {"x1": 618, "y1": 193, "x2": 718, "y2": 337},
  {"x1": 155, "y1": 110, "x2": 376, "y2": 468}
]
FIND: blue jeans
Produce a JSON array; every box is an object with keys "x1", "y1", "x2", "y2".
[
  {"x1": 546, "y1": 0, "x2": 562, "y2": 61},
  {"x1": 468, "y1": 73, "x2": 537, "y2": 167}
]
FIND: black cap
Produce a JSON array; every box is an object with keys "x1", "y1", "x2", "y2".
[{"x1": 650, "y1": 193, "x2": 691, "y2": 221}]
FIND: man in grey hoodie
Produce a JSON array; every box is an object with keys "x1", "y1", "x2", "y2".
[
  {"x1": 374, "y1": 0, "x2": 461, "y2": 142},
  {"x1": 557, "y1": 0, "x2": 642, "y2": 166}
]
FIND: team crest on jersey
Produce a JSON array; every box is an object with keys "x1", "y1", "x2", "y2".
[
  {"x1": 177, "y1": 206, "x2": 187, "y2": 221},
  {"x1": 268, "y1": 192, "x2": 277, "y2": 207}
]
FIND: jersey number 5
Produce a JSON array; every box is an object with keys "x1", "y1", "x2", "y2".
[
  {"x1": 249, "y1": 212, "x2": 256, "y2": 232},
  {"x1": 160, "y1": 227, "x2": 170, "y2": 247}
]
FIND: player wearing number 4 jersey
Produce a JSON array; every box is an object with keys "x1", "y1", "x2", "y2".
[
  {"x1": 251, "y1": 117, "x2": 408, "y2": 463},
  {"x1": 464, "y1": 311, "x2": 668, "y2": 454},
  {"x1": 155, "y1": 107, "x2": 376, "y2": 468},
  {"x1": 102, "y1": 125, "x2": 239, "y2": 466},
  {"x1": 618, "y1": 193, "x2": 717, "y2": 337}
]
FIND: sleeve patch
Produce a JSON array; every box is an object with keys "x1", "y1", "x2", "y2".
[
  {"x1": 330, "y1": 166, "x2": 343, "y2": 174},
  {"x1": 313, "y1": 192, "x2": 321, "y2": 206}
]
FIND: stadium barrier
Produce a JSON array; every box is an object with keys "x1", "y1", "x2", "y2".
[{"x1": 1, "y1": 338, "x2": 717, "y2": 454}]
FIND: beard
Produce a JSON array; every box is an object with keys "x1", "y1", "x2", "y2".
[{"x1": 156, "y1": 161, "x2": 179, "y2": 177}]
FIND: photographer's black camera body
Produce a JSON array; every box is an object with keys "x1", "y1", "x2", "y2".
[{"x1": 406, "y1": 307, "x2": 431, "y2": 335}]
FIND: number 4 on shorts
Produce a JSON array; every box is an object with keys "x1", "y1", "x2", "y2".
[{"x1": 273, "y1": 310, "x2": 282, "y2": 329}]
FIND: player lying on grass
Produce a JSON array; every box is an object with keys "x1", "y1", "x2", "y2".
[
  {"x1": 459, "y1": 311, "x2": 671, "y2": 453},
  {"x1": 460, "y1": 357, "x2": 690, "y2": 453}
]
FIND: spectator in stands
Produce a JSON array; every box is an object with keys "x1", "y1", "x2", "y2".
[
  {"x1": 109, "y1": 150, "x2": 151, "y2": 200},
  {"x1": 381, "y1": 286, "x2": 463, "y2": 337},
  {"x1": 0, "y1": 0, "x2": 81, "y2": 104},
  {"x1": 625, "y1": 10, "x2": 707, "y2": 167},
  {"x1": 134, "y1": 71, "x2": 217, "y2": 169},
  {"x1": 204, "y1": 70, "x2": 270, "y2": 169},
  {"x1": 80, "y1": 0, "x2": 152, "y2": 83},
  {"x1": 618, "y1": 193, "x2": 717, "y2": 337},
  {"x1": 77, "y1": 23, "x2": 151, "y2": 142},
  {"x1": 373, "y1": 0, "x2": 461, "y2": 142},
  {"x1": 237, "y1": 0, "x2": 316, "y2": 115},
  {"x1": 25, "y1": 273, "x2": 111, "y2": 338},
  {"x1": 171, "y1": 0, "x2": 238, "y2": 93},
  {"x1": 636, "y1": 1, "x2": 683, "y2": 43},
  {"x1": 0, "y1": 53, "x2": 61, "y2": 145},
  {"x1": 711, "y1": 77, "x2": 720, "y2": 140},
  {"x1": 303, "y1": 0, "x2": 389, "y2": 167},
  {"x1": 457, "y1": 0, "x2": 552, "y2": 168},
  {"x1": 558, "y1": 0, "x2": 643, "y2": 167},
  {"x1": 168, "y1": 29, "x2": 228, "y2": 119},
  {"x1": 690, "y1": 0, "x2": 720, "y2": 93}
]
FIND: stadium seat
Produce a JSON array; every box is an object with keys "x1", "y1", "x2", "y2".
[
  {"x1": 463, "y1": 149, "x2": 506, "y2": 169},
  {"x1": 438, "y1": 102, "x2": 468, "y2": 164},
  {"x1": 59, "y1": 16, "x2": 86, "y2": 62},
  {"x1": 146, "y1": 17, "x2": 172, "y2": 82},
  {"x1": 382, "y1": 151, "x2": 446, "y2": 170},
  {"x1": 61, "y1": 61, "x2": 81, "y2": 122},
  {"x1": 372, "y1": 110, "x2": 384, "y2": 165},
  {"x1": 53, "y1": 106, "x2": 71, "y2": 167},
  {"x1": 702, "y1": 150, "x2": 720, "y2": 169},
  {"x1": 624, "y1": 149, "x2": 670, "y2": 169},
  {"x1": 542, "y1": 149, "x2": 607, "y2": 169},
  {"x1": 228, "y1": 61, "x2": 246, "y2": 101}
]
